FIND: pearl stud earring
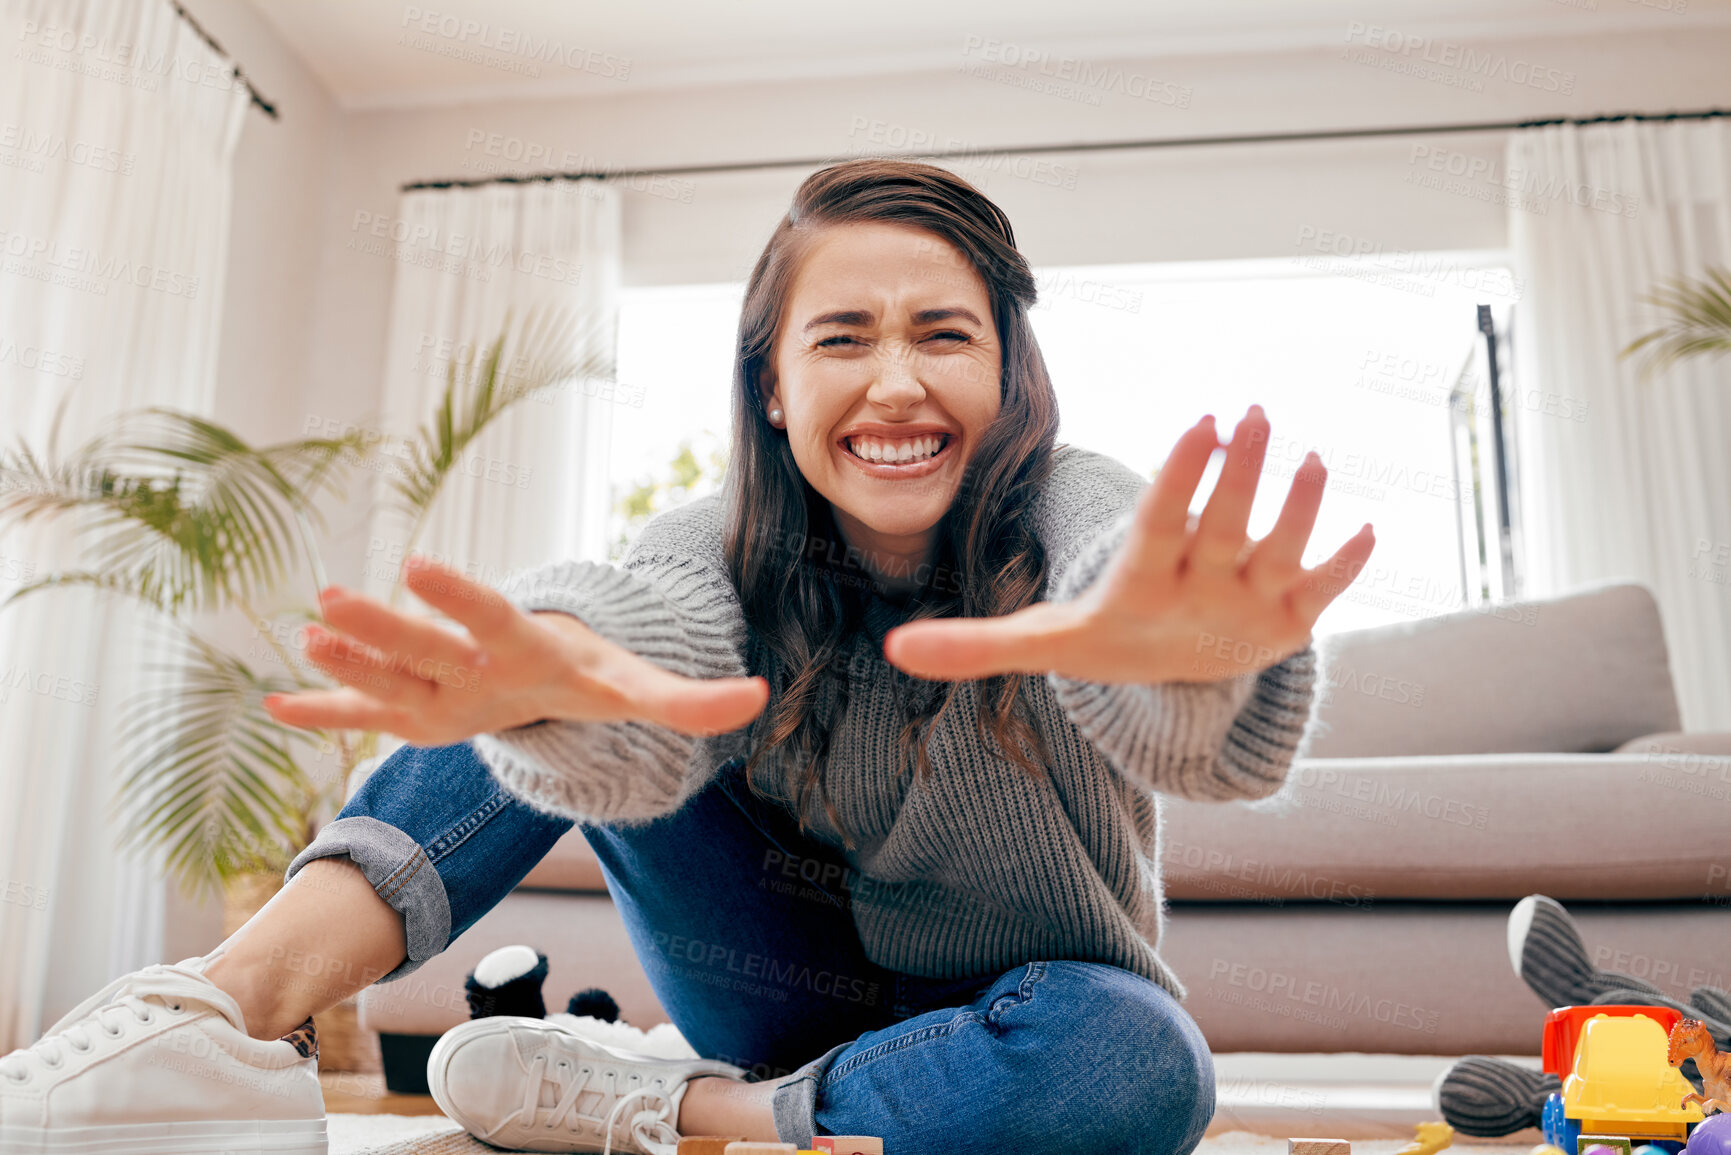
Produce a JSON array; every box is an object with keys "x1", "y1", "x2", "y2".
[{"x1": 768, "y1": 407, "x2": 783, "y2": 425}]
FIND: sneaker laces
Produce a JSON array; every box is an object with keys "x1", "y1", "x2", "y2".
[
  {"x1": 0, "y1": 963, "x2": 238, "y2": 1084},
  {"x1": 511, "y1": 1051, "x2": 683, "y2": 1155}
]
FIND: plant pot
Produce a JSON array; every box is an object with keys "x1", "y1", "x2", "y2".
[{"x1": 219, "y1": 870, "x2": 382, "y2": 1074}]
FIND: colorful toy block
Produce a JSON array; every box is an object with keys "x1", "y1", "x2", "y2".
[
  {"x1": 677, "y1": 1140, "x2": 748, "y2": 1155},
  {"x1": 721, "y1": 1144, "x2": 798, "y2": 1155},
  {"x1": 1288, "y1": 1141, "x2": 1350, "y2": 1155},
  {"x1": 1580, "y1": 1137, "x2": 1634, "y2": 1155},
  {"x1": 812, "y1": 1140, "x2": 884, "y2": 1155}
]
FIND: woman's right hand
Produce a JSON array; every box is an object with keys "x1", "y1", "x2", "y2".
[{"x1": 261, "y1": 557, "x2": 770, "y2": 747}]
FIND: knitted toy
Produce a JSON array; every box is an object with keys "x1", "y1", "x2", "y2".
[
  {"x1": 1436, "y1": 896, "x2": 1727, "y2": 1137},
  {"x1": 462, "y1": 944, "x2": 698, "y2": 1060}
]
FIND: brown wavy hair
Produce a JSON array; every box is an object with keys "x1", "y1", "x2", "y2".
[{"x1": 721, "y1": 158, "x2": 1060, "y2": 845}]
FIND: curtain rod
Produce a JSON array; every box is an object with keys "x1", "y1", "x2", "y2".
[
  {"x1": 169, "y1": 1, "x2": 278, "y2": 119},
  {"x1": 401, "y1": 105, "x2": 1729, "y2": 192}
]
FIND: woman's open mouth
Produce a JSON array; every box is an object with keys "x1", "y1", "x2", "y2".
[{"x1": 839, "y1": 432, "x2": 955, "y2": 478}]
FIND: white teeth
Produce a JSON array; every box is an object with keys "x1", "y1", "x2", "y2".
[{"x1": 847, "y1": 435, "x2": 945, "y2": 464}]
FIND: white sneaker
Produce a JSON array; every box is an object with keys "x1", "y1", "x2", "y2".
[
  {"x1": 427, "y1": 1016, "x2": 748, "y2": 1154},
  {"x1": 0, "y1": 956, "x2": 326, "y2": 1154}
]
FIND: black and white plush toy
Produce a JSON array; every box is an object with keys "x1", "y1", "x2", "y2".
[
  {"x1": 463, "y1": 944, "x2": 698, "y2": 1059},
  {"x1": 464, "y1": 945, "x2": 550, "y2": 1019}
]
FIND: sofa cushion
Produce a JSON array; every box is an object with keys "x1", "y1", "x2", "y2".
[
  {"x1": 1161, "y1": 753, "x2": 1731, "y2": 901},
  {"x1": 1304, "y1": 582, "x2": 1680, "y2": 758},
  {"x1": 519, "y1": 826, "x2": 609, "y2": 893},
  {"x1": 1161, "y1": 901, "x2": 1728, "y2": 1055},
  {"x1": 1615, "y1": 731, "x2": 1731, "y2": 758}
]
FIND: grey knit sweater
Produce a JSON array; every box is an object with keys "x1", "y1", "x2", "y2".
[{"x1": 471, "y1": 444, "x2": 1318, "y2": 1001}]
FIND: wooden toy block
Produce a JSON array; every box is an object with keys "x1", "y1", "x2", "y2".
[
  {"x1": 722, "y1": 1144, "x2": 798, "y2": 1155},
  {"x1": 677, "y1": 1140, "x2": 747, "y2": 1155},
  {"x1": 1289, "y1": 1140, "x2": 1351, "y2": 1155},
  {"x1": 812, "y1": 1140, "x2": 884, "y2": 1155}
]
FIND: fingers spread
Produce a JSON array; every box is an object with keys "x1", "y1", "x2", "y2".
[
  {"x1": 263, "y1": 687, "x2": 400, "y2": 734},
  {"x1": 646, "y1": 674, "x2": 771, "y2": 737},
  {"x1": 1290, "y1": 524, "x2": 1376, "y2": 625},
  {"x1": 302, "y1": 625, "x2": 439, "y2": 708},
  {"x1": 1118, "y1": 416, "x2": 1219, "y2": 586},
  {"x1": 400, "y1": 557, "x2": 528, "y2": 649},
  {"x1": 1243, "y1": 451, "x2": 1327, "y2": 596},
  {"x1": 320, "y1": 586, "x2": 483, "y2": 676},
  {"x1": 1191, "y1": 405, "x2": 1269, "y2": 573},
  {"x1": 883, "y1": 603, "x2": 1076, "y2": 680}
]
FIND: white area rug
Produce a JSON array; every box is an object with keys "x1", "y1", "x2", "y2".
[{"x1": 328, "y1": 1117, "x2": 1531, "y2": 1155}]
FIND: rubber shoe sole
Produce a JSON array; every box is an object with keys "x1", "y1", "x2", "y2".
[{"x1": 0, "y1": 1117, "x2": 327, "y2": 1154}]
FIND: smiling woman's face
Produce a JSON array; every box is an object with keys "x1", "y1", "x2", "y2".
[{"x1": 761, "y1": 221, "x2": 1003, "y2": 585}]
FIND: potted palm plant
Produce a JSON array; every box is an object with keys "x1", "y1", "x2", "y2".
[
  {"x1": 1624, "y1": 266, "x2": 1731, "y2": 376},
  {"x1": 0, "y1": 311, "x2": 611, "y2": 1069}
]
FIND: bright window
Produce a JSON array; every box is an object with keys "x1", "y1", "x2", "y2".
[{"x1": 613, "y1": 253, "x2": 1513, "y2": 635}]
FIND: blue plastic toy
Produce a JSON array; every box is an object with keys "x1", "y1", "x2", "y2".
[{"x1": 1546, "y1": 1092, "x2": 1584, "y2": 1153}]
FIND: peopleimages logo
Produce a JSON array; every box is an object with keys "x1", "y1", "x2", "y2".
[
  {"x1": 1406, "y1": 144, "x2": 1639, "y2": 219},
  {"x1": 398, "y1": 7, "x2": 631, "y2": 80},
  {"x1": 0, "y1": 335, "x2": 83, "y2": 379},
  {"x1": 1342, "y1": 23, "x2": 1576, "y2": 94},
  {"x1": 958, "y1": 36, "x2": 1193, "y2": 108},
  {"x1": 347, "y1": 211, "x2": 585, "y2": 286},
  {"x1": 0, "y1": 229, "x2": 200, "y2": 298},
  {"x1": 0, "y1": 123, "x2": 135, "y2": 175},
  {"x1": 14, "y1": 19, "x2": 247, "y2": 96}
]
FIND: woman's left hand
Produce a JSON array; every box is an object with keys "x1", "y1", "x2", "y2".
[{"x1": 882, "y1": 406, "x2": 1376, "y2": 685}]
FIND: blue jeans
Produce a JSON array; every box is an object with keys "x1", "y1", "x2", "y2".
[{"x1": 288, "y1": 742, "x2": 1215, "y2": 1154}]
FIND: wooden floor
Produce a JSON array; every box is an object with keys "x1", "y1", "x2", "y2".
[{"x1": 320, "y1": 1071, "x2": 448, "y2": 1117}]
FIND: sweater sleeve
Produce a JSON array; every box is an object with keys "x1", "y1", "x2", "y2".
[
  {"x1": 1035, "y1": 446, "x2": 1319, "y2": 802},
  {"x1": 468, "y1": 494, "x2": 752, "y2": 825}
]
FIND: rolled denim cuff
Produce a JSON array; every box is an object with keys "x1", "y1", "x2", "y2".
[
  {"x1": 285, "y1": 815, "x2": 453, "y2": 983},
  {"x1": 771, "y1": 1039, "x2": 851, "y2": 1147}
]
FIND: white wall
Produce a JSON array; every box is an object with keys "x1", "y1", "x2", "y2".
[{"x1": 283, "y1": 23, "x2": 1731, "y2": 588}]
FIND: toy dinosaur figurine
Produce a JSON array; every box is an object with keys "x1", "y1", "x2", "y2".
[
  {"x1": 1395, "y1": 1121, "x2": 1454, "y2": 1155},
  {"x1": 1669, "y1": 1018, "x2": 1731, "y2": 1116}
]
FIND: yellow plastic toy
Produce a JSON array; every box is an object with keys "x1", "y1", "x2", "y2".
[
  {"x1": 1562, "y1": 1014, "x2": 1706, "y2": 1141},
  {"x1": 1394, "y1": 1121, "x2": 1454, "y2": 1155}
]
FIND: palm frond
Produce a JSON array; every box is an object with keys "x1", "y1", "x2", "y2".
[
  {"x1": 2, "y1": 569, "x2": 173, "y2": 613},
  {"x1": 0, "y1": 410, "x2": 368, "y2": 615},
  {"x1": 390, "y1": 309, "x2": 616, "y2": 524},
  {"x1": 108, "y1": 629, "x2": 321, "y2": 899},
  {"x1": 1623, "y1": 267, "x2": 1731, "y2": 379}
]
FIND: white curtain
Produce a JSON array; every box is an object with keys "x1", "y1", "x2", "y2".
[
  {"x1": 365, "y1": 181, "x2": 621, "y2": 609},
  {"x1": 0, "y1": 0, "x2": 248, "y2": 1049},
  {"x1": 1508, "y1": 120, "x2": 1731, "y2": 729}
]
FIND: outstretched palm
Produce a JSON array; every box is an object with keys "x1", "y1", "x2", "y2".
[
  {"x1": 882, "y1": 407, "x2": 1375, "y2": 685},
  {"x1": 263, "y1": 558, "x2": 768, "y2": 745}
]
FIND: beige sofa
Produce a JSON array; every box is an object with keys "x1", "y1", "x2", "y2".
[{"x1": 357, "y1": 580, "x2": 1731, "y2": 1089}]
